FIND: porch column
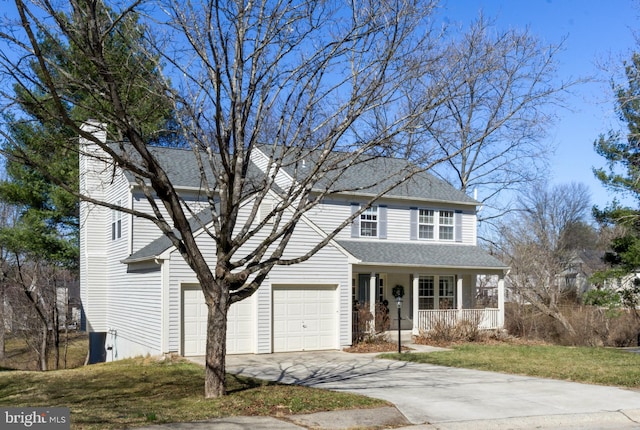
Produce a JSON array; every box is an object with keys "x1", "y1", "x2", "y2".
[
  {"x1": 498, "y1": 274, "x2": 505, "y2": 328},
  {"x1": 456, "y1": 275, "x2": 463, "y2": 310},
  {"x1": 412, "y1": 274, "x2": 419, "y2": 335},
  {"x1": 369, "y1": 273, "x2": 376, "y2": 316}
]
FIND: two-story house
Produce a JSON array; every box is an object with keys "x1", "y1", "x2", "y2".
[{"x1": 79, "y1": 123, "x2": 508, "y2": 362}]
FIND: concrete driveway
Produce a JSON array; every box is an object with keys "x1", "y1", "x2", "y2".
[{"x1": 218, "y1": 349, "x2": 640, "y2": 428}]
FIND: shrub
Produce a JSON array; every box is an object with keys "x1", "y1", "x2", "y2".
[
  {"x1": 417, "y1": 316, "x2": 483, "y2": 344},
  {"x1": 505, "y1": 302, "x2": 640, "y2": 347},
  {"x1": 352, "y1": 303, "x2": 374, "y2": 343},
  {"x1": 352, "y1": 301, "x2": 392, "y2": 344},
  {"x1": 582, "y1": 289, "x2": 621, "y2": 307}
]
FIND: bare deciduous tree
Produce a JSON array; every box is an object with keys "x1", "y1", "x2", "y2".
[
  {"x1": 0, "y1": 0, "x2": 475, "y2": 396},
  {"x1": 0, "y1": 200, "x2": 20, "y2": 363},
  {"x1": 4, "y1": 258, "x2": 59, "y2": 371},
  {"x1": 409, "y1": 15, "x2": 578, "y2": 239},
  {"x1": 500, "y1": 182, "x2": 593, "y2": 336}
]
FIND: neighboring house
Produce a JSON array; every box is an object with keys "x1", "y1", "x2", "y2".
[
  {"x1": 57, "y1": 281, "x2": 82, "y2": 330},
  {"x1": 79, "y1": 123, "x2": 508, "y2": 362},
  {"x1": 561, "y1": 250, "x2": 608, "y2": 297}
]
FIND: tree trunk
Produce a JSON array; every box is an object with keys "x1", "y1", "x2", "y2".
[
  {"x1": 52, "y1": 307, "x2": 59, "y2": 370},
  {"x1": 39, "y1": 321, "x2": 48, "y2": 371},
  {"x1": 204, "y1": 285, "x2": 229, "y2": 398},
  {"x1": 0, "y1": 285, "x2": 5, "y2": 362},
  {"x1": 63, "y1": 325, "x2": 69, "y2": 369}
]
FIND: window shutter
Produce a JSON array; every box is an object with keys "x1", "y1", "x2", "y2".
[
  {"x1": 410, "y1": 207, "x2": 418, "y2": 240},
  {"x1": 351, "y1": 203, "x2": 359, "y2": 238},
  {"x1": 455, "y1": 210, "x2": 463, "y2": 242},
  {"x1": 379, "y1": 205, "x2": 387, "y2": 239}
]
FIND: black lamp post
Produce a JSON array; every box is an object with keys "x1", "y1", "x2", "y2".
[
  {"x1": 396, "y1": 295, "x2": 402, "y2": 354},
  {"x1": 392, "y1": 285, "x2": 404, "y2": 354}
]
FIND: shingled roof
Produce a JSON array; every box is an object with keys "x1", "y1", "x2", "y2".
[
  {"x1": 120, "y1": 145, "x2": 481, "y2": 263},
  {"x1": 337, "y1": 240, "x2": 507, "y2": 270},
  {"x1": 116, "y1": 145, "x2": 476, "y2": 205}
]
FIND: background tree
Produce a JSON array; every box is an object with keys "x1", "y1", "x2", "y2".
[
  {"x1": 500, "y1": 182, "x2": 594, "y2": 336},
  {"x1": 0, "y1": 2, "x2": 177, "y2": 369},
  {"x1": 0, "y1": 200, "x2": 19, "y2": 363},
  {"x1": 592, "y1": 52, "x2": 640, "y2": 309},
  {"x1": 0, "y1": 0, "x2": 472, "y2": 397},
  {"x1": 408, "y1": 16, "x2": 575, "y2": 241}
]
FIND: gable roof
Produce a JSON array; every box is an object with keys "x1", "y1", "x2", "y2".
[
  {"x1": 119, "y1": 146, "x2": 481, "y2": 263},
  {"x1": 122, "y1": 210, "x2": 214, "y2": 264},
  {"x1": 337, "y1": 240, "x2": 508, "y2": 270},
  {"x1": 318, "y1": 157, "x2": 476, "y2": 205},
  {"x1": 115, "y1": 145, "x2": 476, "y2": 205},
  {"x1": 263, "y1": 146, "x2": 477, "y2": 205}
]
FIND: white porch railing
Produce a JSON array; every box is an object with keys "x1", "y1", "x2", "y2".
[{"x1": 417, "y1": 308, "x2": 500, "y2": 332}]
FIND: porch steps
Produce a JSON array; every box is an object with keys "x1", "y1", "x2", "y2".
[{"x1": 384, "y1": 330, "x2": 413, "y2": 345}]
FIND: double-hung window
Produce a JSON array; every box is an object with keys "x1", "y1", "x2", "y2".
[
  {"x1": 360, "y1": 206, "x2": 378, "y2": 237},
  {"x1": 111, "y1": 200, "x2": 122, "y2": 241},
  {"x1": 413, "y1": 208, "x2": 456, "y2": 241},
  {"x1": 439, "y1": 210, "x2": 454, "y2": 241},
  {"x1": 418, "y1": 275, "x2": 456, "y2": 310},
  {"x1": 418, "y1": 276, "x2": 435, "y2": 310},
  {"x1": 418, "y1": 209, "x2": 434, "y2": 239}
]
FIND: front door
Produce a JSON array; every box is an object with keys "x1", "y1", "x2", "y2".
[{"x1": 357, "y1": 274, "x2": 380, "y2": 306}]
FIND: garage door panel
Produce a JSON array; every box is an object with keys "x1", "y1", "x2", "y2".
[
  {"x1": 273, "y1": 285, "x2": 337, "y2": 353},
  {"x1": 182, "y1": 288, "x2": 254, "y2": 356}
]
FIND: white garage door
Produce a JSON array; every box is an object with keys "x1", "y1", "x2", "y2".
[
  {"x1": 182, "y1": 287, "x2": 254, "y2": 356},
  {"x1": 273, "y1": 285, "x2": 337, "y2": 352}
]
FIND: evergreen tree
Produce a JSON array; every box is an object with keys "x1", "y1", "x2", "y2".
[
  {"x1": 0, "y1": 5, "x2": 175, "y2": 370},
  {"x1": 592, "y1": 53, "x2": 640, "y2": 308},
  {"x1": 0, "y1": 7, "x2": 175, "y2": 268}
]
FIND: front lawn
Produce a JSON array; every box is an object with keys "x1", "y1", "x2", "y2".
[
  {"x1": 0, "y1": 356, "x2": 387, "y2": 429},
  {"x1": 380, "y1": 344, "x2": 640, "y2": 388}
]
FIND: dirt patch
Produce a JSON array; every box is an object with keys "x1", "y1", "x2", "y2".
[{"x1": 344, "y1": 341, "x2": 410, "y2": 353}]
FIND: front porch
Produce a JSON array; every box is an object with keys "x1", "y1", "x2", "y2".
[
  {"x1": 416, "y1": 308, "x2": 501, "y2": 332},
  {"x1": 351, "y1": 269, "x2": 506, "y2": 339}
]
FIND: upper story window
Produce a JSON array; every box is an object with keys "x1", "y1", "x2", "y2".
[
  {"x1": 360, "y1": 206, "x2": 378, "y2": 237},
  {"x1": 351, "y1": 203, "x2": 387, "y2": 239},
  {"x1": 411, "y1": 208, "x2": 458, "y2": 241},
  {"x1": 418, "y1": 209, "x2": 434, "y2": 239},
  {"x1": 111, "y1": 200, "x2": 122, "y2": 241},
  {"x1": 439, "y1": 210, "x2": 454, "y2": 241}
]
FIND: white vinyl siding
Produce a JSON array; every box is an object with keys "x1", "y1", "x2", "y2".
[
  {"x1": 166, "y1": 199, "x2": 351, "y2": 355},
  {"x1": 131, "y1": 191, "x2": 210, "y2": 252},
  {"x1": 105, "y1": 264, "x2": 164, "y2": 357},
  {"x1": 306, "y1": 199, "x2": 476, "y2": 244}
]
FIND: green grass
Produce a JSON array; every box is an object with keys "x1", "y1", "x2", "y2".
[
  {"x1": 380, "y1": 344, "x2": 640, "y2": 388},
  {"x1": 0, "y1": 356, "x2": 387, "y2": 429}
]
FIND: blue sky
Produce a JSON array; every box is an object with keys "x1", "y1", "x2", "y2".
[
  {"x1": 1, "y1": 0, "x2": 637, "y2": 210},
  {"x1": 443, "y1": 0, "x2": 639, "y2": 210}
]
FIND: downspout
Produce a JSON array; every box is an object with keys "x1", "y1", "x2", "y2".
[{"x1": 128, "y1": 185, "x2": 135, "y2": 257}]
